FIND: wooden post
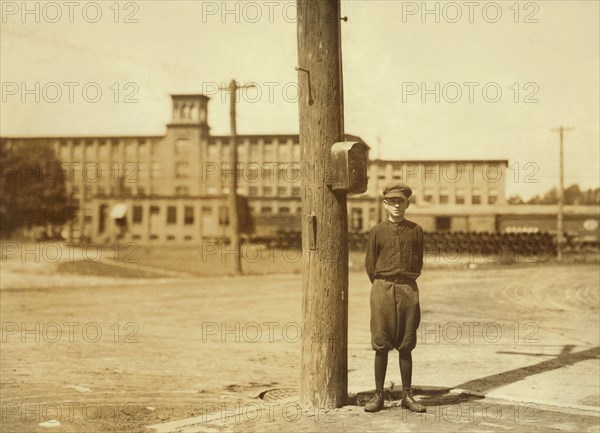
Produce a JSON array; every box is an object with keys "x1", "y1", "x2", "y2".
[
  {"x1": 218, "y1": 80, "x2": 256, "y2": 274},
  {"x1": 557, "y1": 126, "x2": 564, "y2": 261},
  {"x1": 551, "y1": 126, "x2": 574, "y2": 261},
  {"x1": 228, "y1": 79, "x2": 242, "y2": 274},
  {"x1": 297, "y1": 0, "x2": 348, "y2": 409}
]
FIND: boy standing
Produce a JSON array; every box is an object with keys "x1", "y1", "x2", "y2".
[{"x1": 364, "y1": 181, "x2": 426, "y2": 413}]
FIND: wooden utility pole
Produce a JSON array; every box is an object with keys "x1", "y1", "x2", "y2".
[
  {"x1": 297, "y1": 0, "x2": 348, "y2": 409},
  {"x1": 219, "y1": 80, "x2": 255, "y2": 274},
  {"x1": 551, "y1": 126, "x2": 574, "y2": 261}
]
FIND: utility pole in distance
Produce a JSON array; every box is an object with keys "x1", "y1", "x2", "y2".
[
  {"x1": 297, "y1": 0, "x2": 348, "y2": 409},
  {"x1": 551, "y1": 126, "x2": 574, "y2": 261},
  {"x1": 219, "y1": 80, "x2": 255, "y2": 275}
]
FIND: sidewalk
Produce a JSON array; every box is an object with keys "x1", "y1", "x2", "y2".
[
  {"x1": 147, "y1": 390, "x2": 600, "y2": 433},
  {"x1": 147, "y1": 344, "x2": 600, "y2": 433}
]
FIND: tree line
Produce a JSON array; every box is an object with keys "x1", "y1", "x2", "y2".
[
  {"x1": 1, "y1": 141, "x2": 77, "y2": 238},
  {"x1": 508, "y1": 185, "x2": 600, "y2": 205}
]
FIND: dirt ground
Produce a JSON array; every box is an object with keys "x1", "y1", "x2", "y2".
[{"x1": 1, "y1": 245, "x2": 599, "y2": 433}]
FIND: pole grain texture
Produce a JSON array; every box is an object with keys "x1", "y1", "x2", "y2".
[{"x1": 297, "y1": 0, "x2": 349, "y2": 409}]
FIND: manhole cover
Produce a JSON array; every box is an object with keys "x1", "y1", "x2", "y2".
[{"x1": 258, "y1": 387, "x2": 297, "y2": 401}]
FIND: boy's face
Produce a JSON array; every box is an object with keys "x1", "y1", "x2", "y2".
[{"x1": 383, "y1": 196, "x2": 409, "y2": 219}]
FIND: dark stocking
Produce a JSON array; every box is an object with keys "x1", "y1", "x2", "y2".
[
  {"x1": 374, "y1": 350, "x2": 389, "y2": 392},
  {"x1": 399, "y1": 351, "x2": 412, "y2": 389}
]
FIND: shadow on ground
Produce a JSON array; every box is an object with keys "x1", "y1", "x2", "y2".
[{"x1": 349, "y1": 345, "x2": 600, "y2": 408}]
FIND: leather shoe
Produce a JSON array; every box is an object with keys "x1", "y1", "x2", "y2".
[
  {"x1": 364, "y1": 391, "x2": 384, "y2": 412},
  {"x1": 401, "y1": 388, "x2": 426, "y2": 413}
]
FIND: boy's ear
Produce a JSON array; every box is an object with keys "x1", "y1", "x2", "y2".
[{"x1": 406, "y1": 201, "x2": 410, "y2": 208}]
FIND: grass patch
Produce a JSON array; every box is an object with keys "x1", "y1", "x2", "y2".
[{"x1": 131, "y1": 244, "x2": 304, "y2": 276}]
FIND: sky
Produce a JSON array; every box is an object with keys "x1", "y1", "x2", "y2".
[{"x1": 1, "y1": 0, "x2": 599, "y2": 200}]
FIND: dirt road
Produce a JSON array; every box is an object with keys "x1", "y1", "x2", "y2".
[{"x1": 1, "y1": 262, "x2": 598, "y2": 432}]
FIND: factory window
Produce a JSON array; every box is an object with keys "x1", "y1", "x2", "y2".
[
  {"x1": 290, "y1": 165, "x2": 300, "y2": 182},
  {"x1": 278, "y1": 166, "x2": 287, "y2": 180},
  {"x1": 175, "y1": 139, "x2": 190, "y2": 157},
  {"x1": 84, "y1": 206, "x2": 93, "y2": 224},
  {"x1": 263, "y1": 186, "x2": 273, "y2": 196},
  {"x1": 262, "y1": 166, "x2": 273, "y2": 181},
  {"x1": 435, "y1": 216, "x2": 451, "y2": 231},
  {"x1": 423, "y1": 188, "x2": 434, "y2": 203},
  {"x1": 151, "y1": 162, "x2": 161, "y2": 179},
  {"x1": 278, "y1": 142, "x2": 291, "y2": 160},
  {"x1": 176, "y1": 186, "x2": 189, "y2": 195},
  {"x1": 488, "y1": 190, "x2": 498, "y2": 204},
  {"x1": 248, "y1": 186, "x2": 258, "y2": 197},
  {"x1": 208, "y1": 142, "x2": 217, "y2": 157},
  {"x1": 264, "y1": 142, "x2": 274, "y2": 160},
  {"x1": 219, "y1": 206, "x2": 229, "y2": 225},
  {"x1": 369, "y1": 208, "x2": 377, "y2": 224},
  {"x1": 98, "y1": 141, "x2": 109, "y2": 159},
  {"x1": 184, "y1": 206, "x2": 194, "y2": 225},
  {"x1": 237, "y1": 142, "x2": 247, "y2": 159},
  {"x1": 246, "y1": 166, "x2": 259, "y2": 182},
  {"x1": 175, "y1": 162, "x2": 190, "y2": 179},
  {"x1": 125, "y1": 140, "x2": 135, "y2": 159},
  {"x1": 350, "y1": 208, "x2": 363, "y2": 231},
  {"x1": 150, "y1": 206, "x2": 160, "y2": 215},
  {"x1": 221, "y1": 143, "x2": 231, "y2": 160},
  {"x1": 455, "y1": 189, "x2": 466, "y2": 205},
  {"x1": 261, "y1": 206, "x2": 272, "y2": 214},
  {"x1": 279, "y1": 207, "x2": 290, "y2": 214},
  {"x1": 201, "y1": 206, "x2": 212, "y2": 214},
  {"x1": 167, "y1": 206, "x2": 177, "y2": 224},
  {"x1": 292, "y1": 187, "x2": 301, "y2": 197},
  {"x1": 439, "y1": 189, "x2": 449, "y2": 204},
  {"x1": 472, "y1": 189, "x2": 482, "y2": 205},
  {"x1": 98, "y1": 204, "x2": 108, "y2": 234},
  {"x1": 138, "y1": 141, "x2": 148, "y2": 159},
  {"x1": 277, "y1": 187, "x2": 287, "y2": 196},
  {"x1": 138, "y1": 161, "x2": 149, "y2": 180},
  {"x1": 133, "y1": 206, "x2": 143, "y2": 224}
]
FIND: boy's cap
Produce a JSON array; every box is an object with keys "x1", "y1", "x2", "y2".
[{"x1": 383, "y1": 182, "x2": 412, "y2": 200}]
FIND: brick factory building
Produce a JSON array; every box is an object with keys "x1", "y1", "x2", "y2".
[{"x1": 2, "y1": 94, "x2": 598, "y2": 245}]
